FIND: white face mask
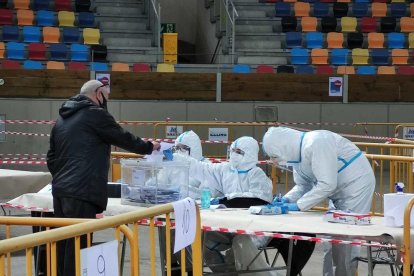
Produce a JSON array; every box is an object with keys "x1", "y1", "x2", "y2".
[
  {"x1": 229, "y1": 152, "x2": 243, "y2": 169},
  {"x1": 176, "y1": 149, "x2": 190, "y2": 157}
]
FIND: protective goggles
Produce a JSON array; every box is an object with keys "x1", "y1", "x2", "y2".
[
  {"x1": 230, "y1": 148, "x2": 245, "y2": 156},
  {"x1": 172, "y1": 144, "x2": 191, "y2": 154}
]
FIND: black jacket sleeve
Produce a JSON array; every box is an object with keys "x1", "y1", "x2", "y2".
[
  {"x1": 90, "y1": 108, "x2": 153, "y2": 155},
  {"x1": 46, "y1": 126, "x2": 56, "y2": 174}
]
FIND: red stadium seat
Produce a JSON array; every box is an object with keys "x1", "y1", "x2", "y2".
[
  {"x1": 132, "y1": 63, "x2": 151, "y2": 72},
  {"x1": 67, "y1": 61, "x2": 87, "y2": 70},
  {"x1": 28, "y1": 43, "x2": 47, "y2": 60},
  {"x1": 256, "y1": 65, "x2": 275, "y2": 73},
  {"x1": 397, "y1": 66, "x2": 414, "y2": 75},
  {"x1": 2, "y1": 60, "x2": 21, "y2": 69},
  {"x1": 55, "y1": 0, "x2": 72, "y2": 11},
  {"x1": 316, "y1": 65, "x2": 334, "y2": 74},
  {"x1": 0, "y1": 9, "x2": 13, "y2": 25}
]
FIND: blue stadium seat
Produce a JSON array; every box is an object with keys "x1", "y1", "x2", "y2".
[
  {"x1": 62, "y1": 27, "x2": 80, "y2": 43},
  {"x1": 37, "y1": 10, "x2": 55, "y2": 26},
  {"x1": 23, "y1": 60, "x2": 44, "y2": 69},
  {"x1": 33, "y1": 0, "x2": 50, "y2": 10},
  {"x1": 90, "y1": 62, "x2": 108, "y2": 71},
  {"x1": 6, "y1": 42, "x2": 25, "y2": 59},
  {"x1": 70, "y1": 43, "x2": 89, "y2": 61},
  {"x1": 78, "y1": 12, "x2": 95, "y2": 27},
  {"x1": 313, "y1": 3, "x2": 329, "y2": 17},
  {"x1": 306, "y1": 32, "x2": 323, "y2": 48},
  {"x1": 371, "y1": 49, "x2": 389, "y2": 65},
  {"x1": 49, "y1": 43, "x2": 68, "y2": 60},
  {"x1": 356, "y1": 66, "x2": 376, "y2": 75},
  {"x1": 23, "y1": 26, "x2": 41, "y2": 43},
  {"x1": 275, "y1": 2, "x2": 291, "y2": 17},
  {"x1": 295, "y1": 65, "x2": 314, "y2": 74},
  {"x1": 388, "y1": 32, "x2": 405, "y2": 49},
  {"x1": 354, "y1": 0, "x2": 369, "y2": 3},
  {"x1": 390, "y1": 4, "x2": 406, "y2": 17},
  {"x1": 352, "y1": 3, "x2": 369, "y2": 17},
  {"x1": 233, "y1": 64, "x2": 251, "y2": 73},
  {"x1": 331, "y1": 48, "x2": 349, "y2": 65},
  {"x1": 291, "y1": 48, "x2": 309, "y2": 64},
  {"x1": 3, "y1": 25, "x2": 20, "y2": 42},
  {"x1": 286, "y1": 32, "x2": 302, "y2": 48}
]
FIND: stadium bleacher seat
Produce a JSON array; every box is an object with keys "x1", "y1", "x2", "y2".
[
  {"x1": 372, "y1": 3, "x2": 387, "y2": 17},
  {"x1": 90, "y1": 62, "x2": 108, "y2": 71},
  {"x1": 390, "y1": 0, "x2": 405, "y2": 3},
  {"x1": 400, "y1": 17, "x2": 414, "y2": 33},
  {"x1": 78, "y1": 12, "x2": 95, "y2": 28},
  {"x1": 331, "y1": 48, "x2": 349, "y2": 65},
  {"x1": 67, "y1": 61, "x2": 87, "y2": 70},
  {"x1": 62, "y1": 27, "x2": 80, "y2": 43},
  {"x1": 286, "y1": 32, "x2": 302, "y2": 48},
  {"x1": 33, "y1": 0, "x2": 50, "y2": 11},
  {"x1": 301, "y1": 16, "x2": 317, "y2": 32},
  {"x1": 337, "y1": 0, "x2": 351, "y2": 3},
  {"x1": 327, "y1": 32, "x2": 344, "y2": 48},
  {"x1": 321, "y1": 17, "x2": 337, "y2": 33},
  {"x1": 0, "y1": 9, "x2": 14, "y2": 25},
  {"x1": 337, "y1": 65, "x2": 355, "y2": 74},
  {"x1": 91, "y1": 44, "x2": 107, "y2": 62},
  {"x1": 83, "y1": 28, "x2": 100, "y2": 45},
  {"x1": 409, "y1": 33, "x2": 414, "y2": 49},
  {"x1": 291, "y1": 48, "x2": 309, "y2": 64},
  {"x1": 306, "y1": 32, "x2": 323, "y2": 48},
  {"x1": 2, "y1": 59, "x2": 21, "y2": 69},
  {"x1": 132, "y1": 63, "x2": 151, "y2": 72},
  {"x1": 341, "y1": 17, "x2": 357, "y2": 32},
  {"x1": 355, "y1": 0, "x2": 370, "y2": 4},
  {"x1": 311, "y1": 48, "x2": 328, "y2": 64},
  {"x1": 13, "y1": 0, "x2": 30, "y2": 10},
  {"x1": 49, "y1": 43, "x2": 68, "y2": 60},
  {"x1": 397, "y1": 66, "x2": 414, "y2": 75},
  {"x1": 37, "y1": 10, "x2": 55, "y2": 26},
  {"x1": 275, "y1": 2, "x2": 292, "y2": 17},
  {"x1": 111, "y1": 63, "x2": 130, "y2": 72},
  {"x1": 157, "y1": 63, "x2": 175, "y2": 72},
  {"x1": 43, "y1": 26, "x2": 60, "y2": 43},
  {"x1": 390, "y1": 3, "x2": 406, "y2": 17},
  {"x1": 58, "y1": 11, "x2": 75, "y2": 27},
  {"x1": 388, "y1": 32, "x2": 405, "y2": 48},
  {"x1": 46, "y1": 60, "x2": 65, "y2": 69},
  {"x1": 347, "y1": 32, "x2": 363, "y2": 49},
  {"x1": 3, "y1": 25, "x2": 20, "y2": 41},
  {"x1": 17, "y1": 9, "x2": 34, "y2": 26},
  {"x1": 352, "y1": 48, "x2": 369, "y2": 65},
  {"x1": 0, "y1": 0, "x2": 6, "y2": 8},
  {"x1": 23, "y1": 26, "x2": 41, "y2": 43},
  {"x1": 319, "y1": 0, "x2": 334, "y2": 3},
  {"x1": 411, "y1": 3, "x2": 414, "y2": 17},
  {"x1": 352, "y1": 3, "x2": 369, "y2": 17},
  {"x1": 372, "y1": 0, "x2": 387, "y2": 2},
  {"x1": 371, "y1": 48, "x2": 389, "y2": 65},
  {"x1": 377, "y1": 66, "x2": 396, "y2": 74},
  {"x1": 391, "y1": 48, "x2": 409, "y2": 64},
  {"x1": 233, "y1": 64, "x2": 251, "y2": 73},
  {"x1": 256, "y1": 65, "x2": 275, "y2": 73},
  {"x1": 356, "y1": 66, "x2": 376, "y2": 74},
  {"x1": 316, "y1": 65, "x2": 334, "y2": 74},
  {"x1": 368, "y1": 32, "x2": 385, "y2": 48},
  {"x1": 28, "y1": 43, "x2": 47, "y2": 60},
  {"x1": 75, "y1": 0, "x2": 91, "y2": 12},
  {"x1": 380, "y1": 17, "x2": 396, "y2": 33},
  {"x1": 6, "y1": 42, "x2": 25, "y2": 59},
  {"x1": 361, "y1": 17, "x2": 377, "y2": 33},
  {"x1": 54, "y1": 0, "x2": 71, "y2": 11},
  {"x1": 70, "y1": 43, "x2": 89, "y2": 61},
  {"x1": 295, "y1": 65, "x2": 314, "y2": 73},
  {"x1": 313, "y1": 3, "x2": 329, "y2": 17},
  {"x1": 277, "y1": 65, "x2": 294, "y2": 73},
  {"x1": 295, "y1": 2, "x2": 310, "y2": 17},
  {"x1": 0, "y1": 42, "x2": 4, "y2": 58},
  {"x1": 282, "y1": 16, "x2": 297, "y2": 32},
  {"x1": 23, "y1": 60, "x2": 44, "y2": 69},
  {"x1": 333, "y1": 3, "x2": 348, "y2": 18}
]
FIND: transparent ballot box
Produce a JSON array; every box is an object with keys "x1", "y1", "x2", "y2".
[{"x1": 121, "y1": 159, "x2": 190, "y2": 206}]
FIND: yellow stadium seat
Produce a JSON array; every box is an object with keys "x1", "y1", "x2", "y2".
[
  {"x1": 391, "y1": 49, "x2": 409, "y2": 64},
  {"x1": 294, "y1": 2, "x2": 310, "y2": 17},
  {"x1": 372, "y1": 3, "x2": 387, "y2": 17},
  {"x1": 337, "y1": 0, "x2": 351, "y2": 2},
  {"x1": 111, "y1": 63, "x2": 130, "y2": 72},
  {"x1": 311, "y1": 48, "x2": 328, "y2": 65},
  {"x1": 409, "y1": 33, "x2": 414, "y2": 48},
  {"x1": 83, "y1": 28, "x2": 100, "y2": 45},
  {"x1": 400, "y1": 17, "x2": 414, "y2": 33},
  {"x1": 157, "y1": 63, "x2": 175, "y2": 72},
  {"x1": 43, "y1": 27, "x2": 60, "y2": 43},
  {"x1": 58, "y1": 11, "x2": 75, "y2": 27},
  {"x1": 13, "y1": 0, "x2": 30, "y2": 9},
  {"x1": 367, "y1": 32, "x2": 385, "y2": 48},
  {"x1": 377, "y1": 66, "x2": 396, "y2": 75},
  {"x1": 352, "y1": 48, "x2": 369, "y2": 65},
  {"x1": 0, "y1": 42, "x2": 5, "y2": 59},
  {"x1": 301, "y1": 17, "x2": 317, "y2": 32},
  {"x1": 341, "y1": 17, "x2": 357, "y2": 32},
  {"x1": 337, "y1": 66, "x2": 355, "y2": 75},
  {"x1": 327, "y1": 32, "x2": 344, "y2": 48},
  {"x1": 17, "y1": 9, "x2": 34, "y2": 26},
  {"x1": 46, "y1": 61, "x2": 65, "y2": 70}
]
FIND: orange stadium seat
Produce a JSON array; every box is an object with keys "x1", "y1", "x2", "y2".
[
  {"x1": 17, "y1": 9, "x2": 34, "y2": 25},
  {"x1": 400, "y1": 17, "x2": 414, "y2": 33},
  {"x1": 111, "y1": 63, "x2": 130, "y2": 72},
  {"x1": 0, "y1": 42, "x2": 4, "y2": 58},
  {"x1": 337, "y1": 65, "x2": 355, "y2": 74},
  {"x1": 294, "y1": 2, "x2": 310, "y2": 17},
  {"x1": 377, "y1": 66, "x2": 396, "y2": 74},
  {"x1": 13, "y1": 0, "x2": 30, "y2": 9},
  {"x1": 327, "y1": 32, "x2": 344, "y2": 48},
  {"x1": 372, "y1": 3, "x2": 387, "y2": 17},
  {"x1": 311, "y1": 48, "x2": 329, "y2": 64},
  {"x1": 43, "y1": 27, "x2": 60, "y2": 43},
  {"x1": 46, "y1": 61, "x2": 65, "y2": 69},
  {"x1": 368, "y1": 32, "x2": 385, "y2": 48},
  {"x1": 391, "y1": 49, "x2": 409, "y2": 64},
  {"x1": 301, "y1": 17, "x2": 317, "y2": 32}
]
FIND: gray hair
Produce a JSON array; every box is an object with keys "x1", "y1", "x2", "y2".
[{"x1": 80, "y1": 80, "x2": 105, "y2": 95}]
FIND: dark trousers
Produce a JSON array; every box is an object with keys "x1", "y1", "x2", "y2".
[{"x1": 53, "y1": 197, "x2": 98, "y2": 276}]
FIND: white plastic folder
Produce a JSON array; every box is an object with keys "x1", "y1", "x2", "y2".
[{"x1": 384, "y1": 193, "x2": 414, "y2": 227}]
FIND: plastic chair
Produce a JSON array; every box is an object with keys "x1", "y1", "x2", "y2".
[
  {"x1": 411, "y1": 3, "x2": 414, "y2": 18},
  {"x1": 306, "y1": 32, "x2": 323, "y2": 48},
  {"x1": 333, "y1": 3, "x2": 348, "y2": 18},
  {"x1": 91, "y1": 44, "x2": 107, "y2": 62},
  {"x1": 70, "y1": 43, "x2": 89, "y2": 61},
  {"x1": 313, "y1": 3, "x2": 329, "y2": 17},
  {"x1": 33, "y1": 0, "x2": 50, "y2": 11},
  {"x1": 23, "y1": 26, "x2": 41, "y2": 42},
  {"x1": 301, "y1": 16, "x2": 317, "y2": 32},
  {"x1": 295, "y1": 65, "x2": 314, "y2": 73},
  {"x1": 294, "y1": 2, "x2": 310, "y2": 17},
  {"x1": 285, "y1": 32, "x2": 302, "y2": 48},
  {"x1": 380, "y1": 17, "x2": 396, "y2": 33},
  {"x1": 337, "y1": 65, "x2": 355, "y2": 74},
  {"x1": 321, "y1": 17, "x2": 337, "y2": 33},
  {"x1": 46, "y1": 60, "x2": 65, "y2": 69},
  {"x1": 368, "y1": 32, "x2": 384, "y2": 48},
  {"x1": 111, "y1": 62, "x2": 130, "y2": 72},
  {"x1": 316, "y1": 65, "x2": 334, "y2": 74},
  {"x1": 58, "y1": 11, "x2": 75, "y2": 27},
  {"x1": 132, "y1": 63, "x2": 151, "y2": 72},
  {"x1": 275, "y1": 2, "x2": 291, "y2": 17},
  {"x1": 256, "y1": 65, "x2": 275, "y2": 73},
  {"x1": 6, "y1": 42, "x2": 25, "y2": 60},
  {"x1": 409, "y1": 33, "x2": 414, "y2": 48},
  {"x1": 291, "y1": 48, "x2": 309, "y2": 64},
  {"x1": 327, "y1": 32, "x2": 344, "y2": 48},
  {"x1": 331, "y1": 48, "x2": 349, "y2": 65},
  {"x1": 352, "y1": 48, "x2": 369, "y2": 64},
  {"x1": 13, "y1": 0, "x2": 30, "y2": 10},
  {"x1": 49, "y1": 43, "x2": 68, "y2": 60},
  {"x1": 233, "y1": 64, "x2": 251, "y2": 73},
  {"x1": 90, "y1": 62, "x2": 108, "y2": 71},
  {"x1": 2, "y1": 59, "x2": 21, "y2": 69},
  {"x1": 43, "y1": 26, "x2": 60, "y2": 43},
  {"x1": 311, "y1": 48, "x2": 329, "y2": 64},
  {"x1": 371, "y1": 48, "x2": 389, "y2": 65},
  {"x1": 361, "y1": 17, "x2": 377, "y2": 33},
  {"x1": 391, "y1": 48, "x2": 409, "y2": 64},
  {"x1": 397, "y1": 66, "x2": 414, "y2": 75},
  {"x1": 67, "y1": 61, "x2": 87, "y2": 70},
  {"x1": 400, "y1": 17, "x2": 414, "y2": 33},
  {"x1": 28, "y1": 43, "x2": 47, "y2": 60},
  {"x1": 388, "y1": 32, "x2": 405, "y2": 48},
  {"x1": 0, "y1": 42, "x2": 4, "y2": 59},
  {"x1": 337, "y1": 0, "x2": 351, "y2": 3},
  {"x1": 284, "y1": 0, "x2": 296, "y2": 3},
  {"x1": 78, "y1": 12, "x2": 95, "y2": 28},
  {"x1": 62, "y1": 27, "x2": 80, "y2": 43},
  {"x1": 281, "y1": 16, "x2": 297, "y2": 32},
  {"x1": 83, "y1": 28, "x2": 100, "y2": 45},
  {"x1": 355, "y1": 0, "x2": 370, "y2": 3},
  {"x1": 17, "y1": 9, "x2": 34, "y2": 26},
  {"x1": 157, "y1": 63, "x2": 175, "y2": 72},
  {"x1": 2, "y1": 25, "x2": 20, "y2": 42},
  {"x1": 54, "y1": 0, "x2": 71, "y2": 11},
  {"x1": 0, "y1": 9, "x2": 13, "y2": 25},
  {"x1": 356, "y1": 66, "x2": 376, "y2": 74},
  {"x1": 277, "y1": 65, "x2": 294, "y2": 73},
  {"x1": 352, "y1": 3, "x2": 369, "y2": 17},
  {"x1": 390, "y1": 4, "x2": 406, "y2": 17},
  {"x1": 75, "y1": 0, "x2": 91, "y2": 12},
  {"x1": 37, "y1": 10, "x2": 55, "y2": 26},
  {"x1": 341, "y1": 17, "x2": 357, "y2": 32},
  {"x1": 372, "y1": 3, "x2": 387, "y2": 17},
  {"x1": 377, "y1": 66, "x2": 396, "y2": 74},
  {"x1": 347, "y1": 32, "x2": 364, "y2": 49},
  {"x1": 23, "y1": 60, "x2": 44, "y2": 69}
]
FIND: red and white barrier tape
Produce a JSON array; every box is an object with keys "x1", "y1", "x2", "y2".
[
  {"x1": 0, "y1": 131, "x2": 50, "y2": 137},
  {"x1": 0, "y1": 153, "x2": 46, "y2": 157},
  {"x1": 0, "y1": 120, "x2": 55, "y2": 125},
  {"x1": 1, "y1": 203, "x2": 51, "y2": 212},
  {"x1": 0, "y1": 160, "x2": 47, "y2": 165}
]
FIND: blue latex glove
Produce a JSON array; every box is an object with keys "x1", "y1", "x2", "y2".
[
  {"x1": 272, "y1": 195, "x2": 289, "y2": 204},
  {"x1": 163, "y1": 148, "x2": 173, "y2": 161},
  {"x1": 281, "y1": 197, "x2": 289, "y2": 203},
  {"x1": 210, "y1": 197, "x2": 220, "y2": 205},
  {"x1": 285, "y1": 203, "x2": 300, "y2": 211}
]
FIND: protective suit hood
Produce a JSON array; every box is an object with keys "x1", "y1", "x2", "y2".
[
  {"x1": 262, "y1": 127, "x2": 304, "y2": 163},
  {"x1": 230, "y1": 136, "x2": 259, "y2": 171},
  {"x1": 175, "y1": 131, "x2": 203, "y2": 161}
]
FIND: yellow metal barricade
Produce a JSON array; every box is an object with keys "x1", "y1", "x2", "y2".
[{"x1": 402, "y1": 196, "x2": 414, "y2": 276}]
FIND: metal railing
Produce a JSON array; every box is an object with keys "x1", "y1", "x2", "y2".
[
  {"x1": 403, "y1": 196, "x2": 414, "y2": 276},
  {"x1": 147, "y1": 0, "x2": 161, "y2": 63},
  {"x1": 222, "y1": 0, "x2": 238, "y2": 64}
]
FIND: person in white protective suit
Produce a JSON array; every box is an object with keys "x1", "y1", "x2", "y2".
[
  {"x1": 175, "y1": 136, "x2": 279, "y2": 276},
  {"x1": 262, "y1": 126, "x2": 376, "y2": 276}
]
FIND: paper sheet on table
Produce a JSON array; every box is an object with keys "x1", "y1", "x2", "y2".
[
  {"x1": 145, "y1": 142, "x2": 174, "y2": 162},
  {"x1": 384, "y1": 193, "x2": 414, "y2": 227}
]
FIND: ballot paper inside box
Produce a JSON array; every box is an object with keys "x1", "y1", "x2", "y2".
[{"x1": 120, "y1": 159, "x2": 189, "y2": 207}]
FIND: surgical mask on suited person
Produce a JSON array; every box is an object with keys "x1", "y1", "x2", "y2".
[{"x1": 229, "y1": 151, "x2": 244, "y2": 169}]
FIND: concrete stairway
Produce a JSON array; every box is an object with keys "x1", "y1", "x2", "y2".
[{"x1": 95, "y1": 0, "x2": 161, "y2": 64}]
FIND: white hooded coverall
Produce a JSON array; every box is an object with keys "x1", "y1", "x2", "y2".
[{"x1": 262, "y1": 127, "x2": 376, "y2": 276}]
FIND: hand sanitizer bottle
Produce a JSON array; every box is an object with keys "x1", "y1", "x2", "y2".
[{"x1": 395, "y1": 182, "x2": 405, "y2": 194}]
